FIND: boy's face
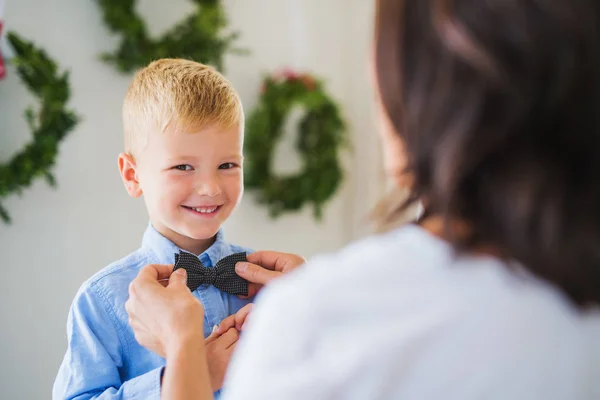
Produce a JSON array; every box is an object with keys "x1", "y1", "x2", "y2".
[{"x1": 121, "y1": 123, "x2": 243, "y2": 251}]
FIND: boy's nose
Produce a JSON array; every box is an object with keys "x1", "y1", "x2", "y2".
[{"x1": 195, "y1": 177, "x2": 222, "y2": 197}]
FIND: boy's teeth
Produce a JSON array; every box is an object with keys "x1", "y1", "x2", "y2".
[{"x1": 192, "y1": 206, "x2": 217, "y2": 213}]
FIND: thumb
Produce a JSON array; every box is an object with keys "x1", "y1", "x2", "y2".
[
  {"x1": 205, "y1": 324, "x2": 221, "y2": 343},
  {"x1": 235, "y1": 261, "x2": 279, "y2": 285},
  {"x1": 168, "y1": 268, "x2": 188, "y2": 288}
]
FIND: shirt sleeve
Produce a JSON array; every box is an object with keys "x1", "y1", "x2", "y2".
[{"x1": 52, "y1": 284, "x2": 162, "y2": 400}]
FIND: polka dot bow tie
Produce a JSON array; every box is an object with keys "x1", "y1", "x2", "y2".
[{"x1": 173, "y1": 251, "x2": 249, "y2": 296}]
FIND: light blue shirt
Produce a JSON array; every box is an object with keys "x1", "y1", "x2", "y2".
[{"x1": 53, "y1": 224, "x2": 253, "y2": 400}]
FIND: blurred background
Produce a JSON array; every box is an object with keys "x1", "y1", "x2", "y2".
[{"x1": 0, "y1": 0, "x2": 389, "y2": 398}]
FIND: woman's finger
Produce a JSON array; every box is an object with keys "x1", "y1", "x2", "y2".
[
  {"x1": 216, "y1": 315, "x2": 237, "y2": 335},
  {"x1": 234, "y1": 304, "x2": 253, "y2": 331},
  {"x1": 204, "y1": 325, "x2": 221, "y2": 343},
  {"x1": 129, "y1": 264, "x2": 174, "y2": 302},
  {"x1": 167, "y1": 268, "x2": 188, "y2": 290},
  {"x1": 245, "y1": 251, "x2": 306, "y2": 272},
  {"x1": 139, "y1": 264, "x2": 176, "y2": 282},
  {"x1": 226, "y1": 342, "x2": 237, "y2": 354},
  {"x1": 217, "y1": 328, "x2": 239, "y2": 349},
  {"x1": 235, "y1": 262, "x2": 281, "y2": 285}
]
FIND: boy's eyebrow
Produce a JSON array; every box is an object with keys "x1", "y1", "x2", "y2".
[{"x1": 165, "y1": 156, "x2": 199, "y2": 163}]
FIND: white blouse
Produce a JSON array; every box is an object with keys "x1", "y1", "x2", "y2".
[{"x1": 223, "y1": 225, "x2": 600, "y2": 399}]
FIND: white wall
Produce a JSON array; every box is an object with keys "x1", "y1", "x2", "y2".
[{"x1": 0, "y1": 1, "x2": 380, "y2": 398}]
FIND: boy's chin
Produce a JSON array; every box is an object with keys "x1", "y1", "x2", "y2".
[{"x1": 179, "y1": 226, "x2": 220, "y2": 241}]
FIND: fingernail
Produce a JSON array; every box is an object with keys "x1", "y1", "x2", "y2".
[
  {"x1": 235, "y1": 262, "x2": 247, "y2": 273},
  {"x1": 212, "y1": 324, "x2": 219, "y2": 334},
  {"x1": 174, "y1": 269, "x2": 186, "y2": 277}
]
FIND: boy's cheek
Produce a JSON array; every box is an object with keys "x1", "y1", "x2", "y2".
[
  {"x1": 224, "y1": 175, "x2": 243, "y2": 193},
  {"x1": 156, "y1": 176, "x2": 192, "y2": 196}
]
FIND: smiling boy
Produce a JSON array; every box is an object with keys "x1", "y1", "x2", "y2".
[{"x1": 53, "y1": 59, "x2": 252, "y2": 400}]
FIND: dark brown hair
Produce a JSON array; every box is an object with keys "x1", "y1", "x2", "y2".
[{"x1": 375, "y1": 0, "x2": 600, "y2": 306}]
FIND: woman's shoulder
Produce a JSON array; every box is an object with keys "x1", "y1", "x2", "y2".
[
  {"x1": 243, "y1": 225, "x2": 600, "y2": 400},
  {"x1": 325, "y1": 223, "x2": 452, "y2": 272},
  {"x1": 285, "y1": 224, "x2": 457, "y2": 290},
  {"x1": 255, "y1": 224, "x2": 465, "y2": 323},
  {"x1": 264, "y1": 223, "x2": 598, "y2": 333}
]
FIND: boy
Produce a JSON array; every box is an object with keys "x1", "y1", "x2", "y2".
[{"x1": 53, "y1": 59, "x2": 253, "y2": 400}]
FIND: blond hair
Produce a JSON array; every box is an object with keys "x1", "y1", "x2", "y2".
[{"x1": 123, "y1": 58, "x2": 243, "y2": 155}]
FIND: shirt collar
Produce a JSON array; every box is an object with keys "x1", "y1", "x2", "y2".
[{"x1": 141, "y1": 223, "x2": 229, "y2": 267}]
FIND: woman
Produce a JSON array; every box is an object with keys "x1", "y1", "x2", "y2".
[{"x1": 126, "y1": 0, "x2": 600, "y2": 398}]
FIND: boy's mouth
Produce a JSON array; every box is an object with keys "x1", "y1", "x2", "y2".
[{"x1": 182, "y1": 205, "x2": 222, "y2": 216}]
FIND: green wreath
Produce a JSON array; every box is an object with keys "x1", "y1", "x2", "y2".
[
  {"x1": 244, "y1": 70, "x2": 347, "y2": 220},
  {"x1": 0, "y1": 33, "x2": 79, "y2": 223},
  {"x1": 96, "y1": 0, "x2": 242, "y2": 73}
]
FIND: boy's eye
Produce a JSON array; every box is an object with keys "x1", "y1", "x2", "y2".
[
  {"x1": 219, "y1": 163, "x2": 237, "y2": 170},
  {"x1": 174, "y1": 164, "x2": 193, "y2": 171}
]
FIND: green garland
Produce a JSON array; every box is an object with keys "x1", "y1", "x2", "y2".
[
  {"x1": 96, "y1": 0, "x2": 242, "y2": 73},
  {"x1": 0, "y1": 33, "x2": 79, "y2": 223},
  {"x1": 244, "y1": 70, "x2": 347, "y2": 220}
]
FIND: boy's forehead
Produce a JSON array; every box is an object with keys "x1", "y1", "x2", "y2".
[
  {"x1": 166, "y1": 121, "x2": 242, "y2": 137},
  {"x1": 148, "y1": 124, "x2": 243, "y2": 152}
]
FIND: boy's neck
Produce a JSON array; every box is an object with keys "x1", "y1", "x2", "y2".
[
  {"x1": 152, "y1": 223, "x2": 217, "y2": 256},
  {"x1": 176, "y1": 235, "x2": 217, "y2": 257}
]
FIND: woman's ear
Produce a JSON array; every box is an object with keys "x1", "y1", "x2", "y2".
[{"x1": 118, "y1": 153, "x2": 143, "y2": 198}]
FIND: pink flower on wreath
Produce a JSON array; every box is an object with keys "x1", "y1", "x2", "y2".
[
  {"x1": 272, "y1": 67, "x2": 298, "y2": 82},
  {"x1": 281, "y1": 67, "x2": 298, "y2": 81},
  {"x1": 266, "y1": 68, "x2": 317, "y2": 91}
]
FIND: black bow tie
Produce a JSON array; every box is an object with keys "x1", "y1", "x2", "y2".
[{"x1": 173, "y1": 251, "x2": 249, "y2": 296}]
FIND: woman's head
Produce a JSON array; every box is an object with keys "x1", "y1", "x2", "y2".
[{"x1": 373, "y1": 0, "x2": 600, "y2": 305}]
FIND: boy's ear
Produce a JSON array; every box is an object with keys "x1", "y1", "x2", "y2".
[{"x1": 118, "y1": 153, "x2": 143, "y2": 198}]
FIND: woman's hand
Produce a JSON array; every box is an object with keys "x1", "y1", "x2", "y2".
[
  {"x1": 235, "y1": 251, "x2": 306, "y2": 298},
  {"x1": 215, "y1": 304, "x2": 254, "y2": 334},
  {"x1": 203, "y1": 327, "x2": 240, "y2": 391},
  {"x1": 126, "y1": 265, "x2": 205, "y2": 357}
]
